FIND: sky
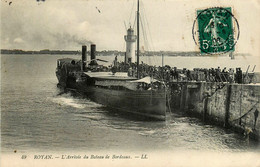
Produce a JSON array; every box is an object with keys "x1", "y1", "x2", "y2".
[{"x1": 1, "y1": 0, "x2": 260, "y2": 55}]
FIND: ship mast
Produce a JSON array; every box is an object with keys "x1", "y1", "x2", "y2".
[{"x1": 137, "y1": 0, "x2": 140, "y2": 78}]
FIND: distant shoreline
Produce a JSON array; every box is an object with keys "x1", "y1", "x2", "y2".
[{"x1": 0, "y1": 49, "x2": 250, "y2": 57}]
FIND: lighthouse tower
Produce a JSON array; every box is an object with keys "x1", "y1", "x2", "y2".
[{"x1": 124, "y1": 27, "x2": 137, "y2": 63}]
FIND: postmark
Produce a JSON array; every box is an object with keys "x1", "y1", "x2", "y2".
[{"x1": 192, "y1": 7, "x2": 239, "y2": 54}]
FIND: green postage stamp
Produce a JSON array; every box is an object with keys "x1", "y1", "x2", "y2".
[{"x1": 193, "y1": 7, "x2": 239, "y2": 54}]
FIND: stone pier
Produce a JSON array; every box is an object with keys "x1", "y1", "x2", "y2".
[{"x1": 169, "y1": 82, "x2": 260, "y2": 140}]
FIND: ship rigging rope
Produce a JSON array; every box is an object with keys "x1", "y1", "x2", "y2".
[
  {"x1": 230, "y1": 101, "x2": 259, "y2": 122},
  {"x1": 140, "y1": 16, "x2": 150, "y2": 56},
  {"x1": 140, "y1": 2, "x2": 165, "y2": 82},
  {"x1": 128, "y1": 0, "x2": 135, "y2": 27},
  {"x1": 133, "y1": 14, "x2": 137, "y2": 29},
  {"x1": 141, "y1": 1, "x2": 155, "y2": 51},
  {"x1": 131, "y1": 1, "x2": 165, "y2": 82},
  {"x1": 139, "y1": 5, "x2": 151, "y2": 63},
  {"x1": 140, "y1": 1, "x2": 158, "y2": 67},
  {"x1": 138, "y1": 2, "x2": 159, "y2": 68}
]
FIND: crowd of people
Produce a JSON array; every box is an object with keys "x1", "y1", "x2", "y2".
[{"x1": 112, "y1": 61, "x2": 251, "y2": 84}]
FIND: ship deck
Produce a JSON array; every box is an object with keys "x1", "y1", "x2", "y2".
[{"x1": 84, "y1": 72, "x2": 137, "y2": 81}]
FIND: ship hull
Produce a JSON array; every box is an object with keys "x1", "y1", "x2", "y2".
[
  {"x1": 56, "y1": 74, "x2": 166, "y2": 121},
  {"x1": 76, "y1": 83, "x2": 167, "y2": 120}
]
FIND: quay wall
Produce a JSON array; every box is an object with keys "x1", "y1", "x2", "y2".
[{"x1": 169, "y1": 82, "x2": 260, "y2": 140}]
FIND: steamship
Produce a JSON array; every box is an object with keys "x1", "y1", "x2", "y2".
[{"x1": 56, "y1": 0, "x2": 167, "y2": 120}]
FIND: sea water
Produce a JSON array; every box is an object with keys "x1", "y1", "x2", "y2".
[{"x1": 1, "y1": 54, "x2": 260, "y2": 153}]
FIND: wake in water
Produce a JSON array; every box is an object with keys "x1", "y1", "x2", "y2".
[
  {"x1": 49, "y1": 92, "x2": 102, "y2": 109},
  {"x1": 51, "y1": 96, "x2": 87, "y2": 109}
]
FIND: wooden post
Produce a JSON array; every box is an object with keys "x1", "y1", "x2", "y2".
[
  {"x1": 180, "y1": 84, "x2": 187, "y2": 111},
  {"x1": 162, "y1": 54, "x2": 164, "y2": 67},
  {"x1": 229, "y1": 51, "x2": 234, "y2": 59},
  {"x1": 203, "y1": 96, "x2": 209, "y2": 122},
  {"x1": 224, "y1": 84, "x2": 232, "y2": 128}
]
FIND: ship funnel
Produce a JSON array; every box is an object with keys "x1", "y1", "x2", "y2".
[
  {"x1": 91, "y1": 44, "x2": 96, "y2": 60},
  {"x1": 81, "y1": 45, "x2": 87, "y2": 71}
]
